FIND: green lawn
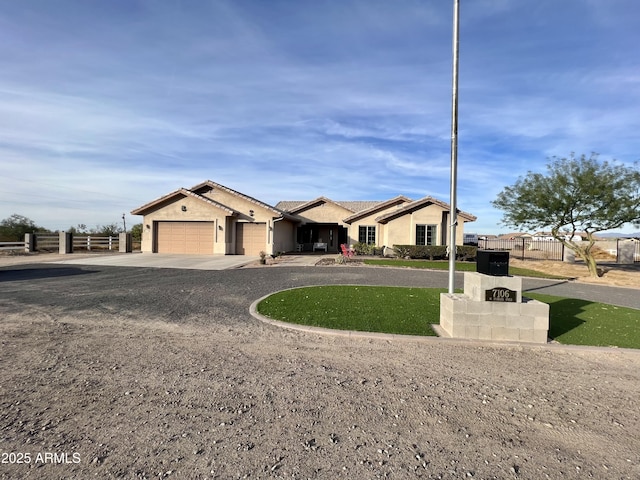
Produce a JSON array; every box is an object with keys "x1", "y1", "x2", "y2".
[
  {"x1": 257, "y1": 286, "x2": 443, "y2": 336},
  {"x1": 526, "y1": 293, "x2": 640, "y2": 348},
  {"x1": 257, "y1": 286, "x2": 640, "y2": 349},
  {"x1": 363, "y1": 259, "x2": 567, "y2": 280}
]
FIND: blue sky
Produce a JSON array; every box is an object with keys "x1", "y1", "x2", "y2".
[{"x1": 1, "y1": 0, "x2": 639, "y2": 234}]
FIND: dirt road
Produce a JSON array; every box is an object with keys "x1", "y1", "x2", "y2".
[{"x1": 1, "y1": 263, "x2": 639, "y2": 479}]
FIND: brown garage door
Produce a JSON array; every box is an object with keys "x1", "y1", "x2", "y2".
[
  {"x1": 236, "y1": 222, "x2": 265, "y2": 255},
  {"x1": 156, "y1": 222, "x2": 215, "y2": 254}
]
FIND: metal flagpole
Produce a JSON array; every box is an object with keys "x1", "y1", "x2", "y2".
[{"x1": 448, "y1": 0, "x2": 460, "y2": 294}]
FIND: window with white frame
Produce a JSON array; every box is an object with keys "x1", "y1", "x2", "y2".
[
  {"x1": 416, "y1": 224, "x2": 437, "y2": 245},
  {"x1": 358, "y1": 225, "x2": 376, "y2": 244}
]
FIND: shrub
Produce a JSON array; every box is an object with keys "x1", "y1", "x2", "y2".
[
  {"x1": 394, "y1": 245, "x2": 447, "y2": 260},
  {"x1": 456, "y1": 245, "x2": 477, "y2": 261},
  {"x1": 407, "y1": 246, "x2": 426, "y2": 259},
  {"x1": 426, "y1": 246, "x2": 448, "y2": 260},
  {"x1": 393, "y1": 245, "x2": 475, "y2": 261},
  {"x1": 353, "y1": 242, "x2": 376, "y2": 255},
  {"x1": 393, "y1": 245, "x2": 411, "y2": 258}
]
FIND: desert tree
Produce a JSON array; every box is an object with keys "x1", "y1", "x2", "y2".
[
  {"x1": 130, "y1": 223, "x2": 143, "y2": 242},
  {"x1": 492, "y1": 153, "x2": 640, "y2": 277},
  {"x1": 67, "y1": 223, "x2": 88, "y2": 235},
  {"x1": 0, "y1": 214, "x2": 47, "y2": 241},
  {"x1": 92, "y1": 223, "x2": 123, "y2": 236}
]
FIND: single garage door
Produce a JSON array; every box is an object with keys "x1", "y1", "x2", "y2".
[
  {"x1": 236, "y1": 222, "x2": 265, "y2": 255},
  {"x1": 156, "y1": 221, "x2": 215, "y2": 254}
]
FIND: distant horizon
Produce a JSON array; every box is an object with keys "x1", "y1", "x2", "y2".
[{"x1": 8, "y1": 203, "x2": 638, "y2": 239}]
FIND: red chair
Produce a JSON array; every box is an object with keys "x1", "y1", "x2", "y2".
[{"x1": 340, "y1": 244, "x2": 354, "y2": 258}]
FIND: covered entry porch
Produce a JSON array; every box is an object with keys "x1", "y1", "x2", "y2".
[{"x1": 296, "y1": 224, "x2": 348, "y2": 253}]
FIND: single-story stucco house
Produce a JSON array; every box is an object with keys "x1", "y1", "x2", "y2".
[{"x1": 131, "y1": 180, "x2": 477, "y2": 255}]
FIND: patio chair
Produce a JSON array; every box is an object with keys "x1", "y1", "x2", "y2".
[{"x1": 340, "y1": 244, "x2": 354, "y2": 258}]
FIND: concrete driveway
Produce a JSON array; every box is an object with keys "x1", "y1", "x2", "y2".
[{"x1": 50, "y1": 252, "x2": 259, "y2": 270}]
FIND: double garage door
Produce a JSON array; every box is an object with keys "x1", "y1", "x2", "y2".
[
  {"x1": 157, "y1": 221, "x2": 215, "y2": 254},
  {"x1": 156, "y1": 221, "x2": 265, "y2": 255}
]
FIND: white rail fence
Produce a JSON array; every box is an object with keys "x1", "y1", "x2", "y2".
[
  {"x1": 0, "y1": 241, "x2": 28, "y2": 252},
  {"x1": 0, "y1": 232, "x2": 133, "y2": 254},
  {"x1": 72, "y1": 235, "x2": 119, "y2": 251}
]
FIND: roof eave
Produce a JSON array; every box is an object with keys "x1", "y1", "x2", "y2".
[
  {"x1": 286, "y1": 196, "x2": 355, "y2": 215},
  {"x1": 192, "y1": 180, "x2": 285, "y2": 216},
  {"x1": 131, "y1": 189, "x2": 186, "y2": 216},
  {"x1": 131, "y1": 188, "x2": 239, "y2": 216},
  {"x1": 343, "y1": 195, "x2": 412, "y2": 224},
  {"x1": 375, "y1": 196, "x2": 477, "y2": 224}
]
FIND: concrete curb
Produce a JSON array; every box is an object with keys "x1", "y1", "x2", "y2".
[{"x1": 249, "y1": 286, "x2": 640, "y2": 355}]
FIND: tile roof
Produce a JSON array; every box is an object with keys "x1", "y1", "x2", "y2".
[
  {"x1": 276, "y1": 199, "x2": 384, "y2": 214},
  {"x1": 338, "y1": 201, "x2": 385, "y2": 212},
  {"x1": 343, "y1": 196, "x2": 413, "y2": 224}
]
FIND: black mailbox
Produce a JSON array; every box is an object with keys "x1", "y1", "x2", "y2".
[{"x1": 477, "y1": 250, "x2": 509, "y2": 276}]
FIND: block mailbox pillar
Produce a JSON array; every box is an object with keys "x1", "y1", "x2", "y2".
[{"x1": 439, "y1": 267, "x2": 550, "y2": 344}]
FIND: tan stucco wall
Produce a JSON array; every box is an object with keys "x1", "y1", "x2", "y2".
[
  {"x1": 383, "y1": 214, "x2": 411, "y2": 247},
  {"x1": 138, "y1": 191, "x2": 294, "y2": 255},
  {"x1": 348, "y1": 204, "x2": 406, "y2": 246},
  {"x1": 457, "y1": 222, "x2": 466, "y2": 245},
  {"x1": 408, "y1": 207, "x2": 445, "y2": 245},
  {"x1": 137, "y1": 187, "x2": 472, "y2": 254},
  {"x1": 139, "y1": 194, "x2": 231, "y2": 253},
  {"x1": 201, "y1": 188, "x2": 274, "y2": 223},
  {"x1": 382, "y1": 205, "x2": 468, "y2": 247},
  {"x1": 272, "y1": 220, "x2": 295, "y2": 253},
  {"x1": 201, "y1": 189, "x2": 296, "y2": 254},
  {"x1": 294, "y1": 202, "x2": 352, "y2": 225}
]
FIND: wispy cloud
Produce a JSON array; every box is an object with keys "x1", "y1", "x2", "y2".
[{"x1": 0, "y1": 0, "x2": 638, "y2": 233}]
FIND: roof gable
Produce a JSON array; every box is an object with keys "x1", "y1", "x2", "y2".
[
  {"x1": 131, "y1": 188, "x2": 239, "y2": 216},
  {"x1": 375, "y1": 196, "x2": 477, "y2": 224},
  {"x1": 190, "y1": 180, "x2": 285, "y2": 216},
  {"x1": 279, "y1": 196, "x2": 355, "y2": 215},
  {"x1": 343, "y1": 195, "x2": 412, "y2": 224}
]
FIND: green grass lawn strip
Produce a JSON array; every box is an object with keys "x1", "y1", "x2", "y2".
[
  {"x1": 526, "y1": 293, "x2": 640, "y2": 349},
  {"x1": 257, "y1": 286, "x2": 443, "y2": 336},
  {"x1": 363, "y1": 259, "x2": 567, "y2": 279},
  {"x1": 258, "y1": 286, "x2": 640, "y2": 348}
]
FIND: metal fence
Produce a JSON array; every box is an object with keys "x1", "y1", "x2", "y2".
[
  {"x1": 479, "y1": 238, "x2": 640, "y2": 263},
  {"x1": 633, "y1": 239, "x2": 640, "y2": 263},
  {"x1": 478, "y1": 238, "x2": 564, "y2": 261}
]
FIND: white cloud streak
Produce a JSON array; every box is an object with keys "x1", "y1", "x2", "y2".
[{"x1": 0, "y1": 0, "x2": 638, "y2": 233}]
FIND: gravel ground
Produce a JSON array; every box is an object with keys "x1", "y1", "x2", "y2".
[{"x1": 1, "y1": 263, "x2": 639, "y2": 479}]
